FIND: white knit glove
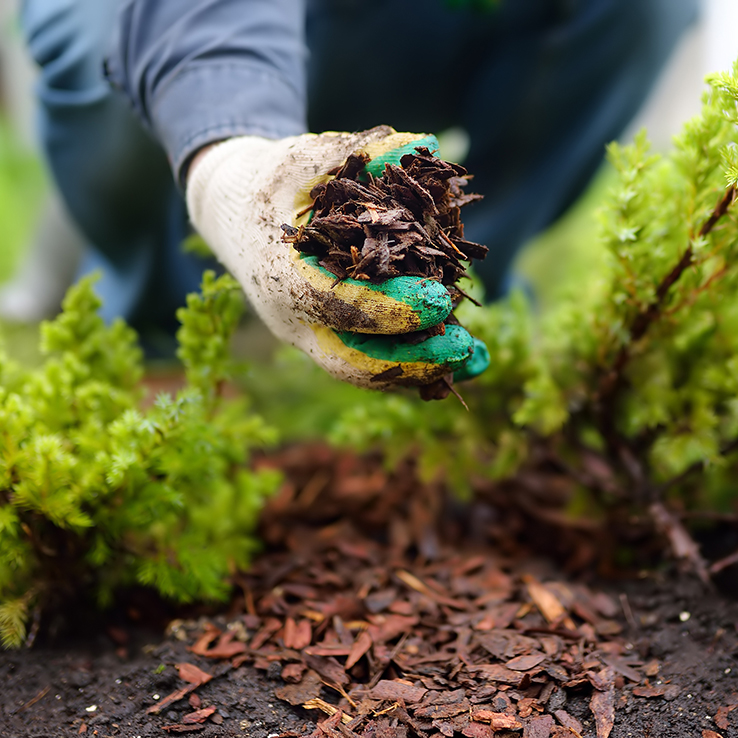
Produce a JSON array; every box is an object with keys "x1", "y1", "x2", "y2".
[{"x1": 186, "y1": 126, "x2": 486, "y2": 389}]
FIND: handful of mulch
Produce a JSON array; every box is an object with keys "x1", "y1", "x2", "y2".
[
  {"x1": 281, "y1": 147, "x2": 487, "y2": 401},
  {"x1": 281, "y1": 146, "x2": 486, "y2": 297}
]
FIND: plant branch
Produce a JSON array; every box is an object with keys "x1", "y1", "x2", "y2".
[
  {"x1": 593, "y1": 186, "x2": 737, "y2": 487},
  {"x1": 598, "y1": 186, "x2": 736, "y2": 405}
]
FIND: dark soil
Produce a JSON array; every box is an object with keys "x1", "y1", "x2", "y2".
[{"x1": 2, "y1": 444, "x2": 738, "y2": 738}]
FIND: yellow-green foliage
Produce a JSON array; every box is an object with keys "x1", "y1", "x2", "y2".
[
  {"x1": 0, "y1": 272, "x2": 279, "y2": 647},
  {"x1": 323, "y1": 61, "x2": 738, "y2": 512}
]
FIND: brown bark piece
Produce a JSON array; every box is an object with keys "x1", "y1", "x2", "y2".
[
  {"x1": 468, "y1": 663, "x2": 528, "y2": 686},
  {"x1": 147, "y1": 685, "x2": 197, "y2": 715},
  {"x1": 715, "y1": 704, "x2": 736, "y2": 730},
  {"x1": 182, "y1": 707, "x2": 217, "y2": 724},
  {"x1": 176, "y1": 663, "x2": 213, "y2": 686},
  {"x1": 284, "y1": 617, "x2": 313, "y2": 650},
  {"x1": 415, "y1": 701, "x2": 470, "y2": 720},
  {"x1": 589, "y1": 668, "x2": 615, "y2": 738},
  {"x1": 345, "y1": 630, "x2": 373, "y2": 670},
  {"x1": 524, "y1": 715, "x2": 555, "y2": 738},
  {"x1": 161, "y1": 725, "x2": 205, "y2": 734},
  {"x1": 553, "y1": 710, "x2": 583, "y2": 735},
  {"x1": 303, "y1": 653, "x2": 349, "y2": 686},
  {"x1": 506, "y1": 652, "x2": 547, "y2": 671},
  {"x1": 526, "y1": 579, "x2": 567, "y2": 624},
  {"x1": 471, "y1": 710, "x2": 523, "y2": 730},
  {"x1": 195, "y1": 631, "x2": 247, "y2": 659},
  {"x1": 462, "y1": 722, "x2": 497, "y2": 738},
  {"x1": 367, "y1": 679, "x2": 428, "y2": 704},
  {"x1": 632, "y1": 685, "x2": 667, "y2": 698},
  {"x1": 275, "y1": 670, "x2": 324, "y2": 705},
  {"x1": 281, "y1": 662, "x2": 307, "y2": 683}
]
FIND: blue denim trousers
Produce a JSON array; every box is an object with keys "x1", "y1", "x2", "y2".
[{"x1": 20, "y1": 0, "x2": 699, "y2": 334}]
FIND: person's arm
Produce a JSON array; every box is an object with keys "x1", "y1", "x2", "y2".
[
  {"x1": 105, "y1": 0, "x2": 308, "y2": 187},
  {"x1": 108, "y1": 1, "x2": 489, "y2": 390}
]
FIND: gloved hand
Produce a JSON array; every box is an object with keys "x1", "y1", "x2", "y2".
[{"x1": 186, "y1": 125, "x2": 489, "y2": 390}]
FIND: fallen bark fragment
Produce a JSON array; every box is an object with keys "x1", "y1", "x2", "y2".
[
  {"x1": 176, "y1": 663, "x2": 213, "y2": 686},
  {"x1": 589, "y1": 668, "x2": 615, "y2": 738},
  {"x1": 526, "y1": 578, "x2": 567, "y2": 624},
  {"x1": 161, "y1": 725, "x2": 205, "y2": 734},
  {"x1": 181, "y1": 706, "x2": 217, "y2": 724},
  {"x1": 345, "y1": 630, "x2": 373, "y2": 670},
  {"x1": 506, "y1": 652, "x2": 547, "y2": 671},
  {"x1": 147, "y1": 663, "x2": 215, "y2": 716},
  {"x1": 275, "y1": 670, "x2": 323, "y2": 705},
  {"x1": 462, "y1": 722, "x2": 497, "y2": 738},
  {"x1": 553, "y1": 710, "x2": 583, "y2": 735},
  {"x1": 524, "y1": 715, "x2": 554, "y2": 738},
  {"x1": 147, "y1": 685, "x2": 197, "y2": 715},
  {"x1": 632, "y1": 684, "x2": 667, "y2": 698},
  {"x1": 715, "y1": 704, "x2": 736, "y2": 730},
  {"x1": 366, "y1": 680, "x2": 427, "y2": 704},
  {"x1": 284, "y1": 617, "x2": 313, "y2": 650},
  {"x1": 414, "y1": 701, "x2": 469, "y2": 719},
  {"x1": 471, "y1": 710, "x2": 523, "y2": 730}
]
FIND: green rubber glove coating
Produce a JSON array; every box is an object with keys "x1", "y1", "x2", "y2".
[
  {"x1": 454, "y1": 338, "x2": 490, "y2": 382},
  {"x1": 362, "y1": 135, "x2": 440, "y2": 179},
  {"x1": 337, "y1": 324, "x2": 474, "y2": 371},
  {"x1": 302, "y1": 256, "x2": 452, "y2": 330}
]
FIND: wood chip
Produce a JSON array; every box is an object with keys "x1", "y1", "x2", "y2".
[
  {"x1": 715, "y1": 704, "x2": 736, "y2": 730},
  {"x1": 526, "y1": 579, "x2": 567, "y2": 624},
  {"x1": 524, "y1": 715, "x2": 555, "y2": 738},
  {"x1": 462, "y1": 722, "x2": 497, "y2": 738},
  {"x1": 632, "y1": 683, "x2": 664, "y2": 698},
  {"x1": 553, "y1": 710, "x2": 583, "y2": 735},
  {"x1": 506, "y1": 653, "x2": 547, "y2": 671},
  {"x1": 275, "y1": 671, "x2": 324, "y2": 706},
  {"x1": 589, "y1": 668, "x2": 615, "y2": 738},
  {"x1": 182, "y1": 707, "x2": 217, "y2": 724},
  {"x1": 345, "y1": 630, "x2": 373, "y2": 670},
  {"x1": 161, "y1": 725, "x2": 205, "y2": 734},
  {"x1": 284, "y1": 617, "x2": 313, "y2": 650},
  {"x1": 176, "y1": 663, "x2": 213, "y2": 686},
  {"x1": 367, "y1": 680, "x2": 428, "y2": 705},
  {"x1": 471, "y1": 710, "x2": 522, "y2": 730}
]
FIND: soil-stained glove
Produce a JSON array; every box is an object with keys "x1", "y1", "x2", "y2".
[{"x1": 186, "y1": 126, "x2": 489, "y2": 390}]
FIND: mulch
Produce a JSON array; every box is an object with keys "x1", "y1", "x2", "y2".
[
  {"x1": 139, "y1": 444, "x2": 738, "y2": 738},
  {"x1": 3, "y1": 442, "x2": 738, "y2": 738}
]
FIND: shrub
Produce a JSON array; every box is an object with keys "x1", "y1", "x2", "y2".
[
  {"x1": 0, "y1": 272, "x2": 279, "y2": 647},
  {"x1": 324, "y1": 62, "x2": 738, "y2": 572}
]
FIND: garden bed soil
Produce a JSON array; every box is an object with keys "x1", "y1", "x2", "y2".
[{"x1": 2, "y1": 443, "x2": 737, "y2": 738}]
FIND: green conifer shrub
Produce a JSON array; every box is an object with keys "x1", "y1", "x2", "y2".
[
  {"x1": 0, "y1": 271, "x2": 279, "y2": 647},
  {"x1": 326, "y1": 62, "x2": 738, "y2": 573}
]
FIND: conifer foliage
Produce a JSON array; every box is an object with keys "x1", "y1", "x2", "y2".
[
  {"x1": 330, "y1": 63, "x2": 738, "y2": 573},
  {"x1": 0, "y1": 272, "x2": 279, "y2": 647}
]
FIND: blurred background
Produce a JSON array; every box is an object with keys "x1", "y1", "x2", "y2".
[{"x1": 0, "y1": 0, "x2": 736, "y2": 346}]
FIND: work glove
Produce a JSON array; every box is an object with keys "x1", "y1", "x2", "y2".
[{"x1": 186, "y1": 125, "x2": 489, "y2": 390}]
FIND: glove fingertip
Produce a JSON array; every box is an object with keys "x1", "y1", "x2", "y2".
[{"x1": 454, "y1": 337, "x2": 490, "y2": 382}]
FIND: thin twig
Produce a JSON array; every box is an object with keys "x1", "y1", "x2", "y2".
[
  {"x1": 709, "y1": 548, "x2": 738, "y2": 575},
  {"x1": 619, "y1": 593, "x2": 638, "y2": 632},
  {"x1": 13, "y1": 686, "x2": 50, "y2": 715},
  {"x1": 650, "y1": 501, "x2": 711, "y2": 585}
]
